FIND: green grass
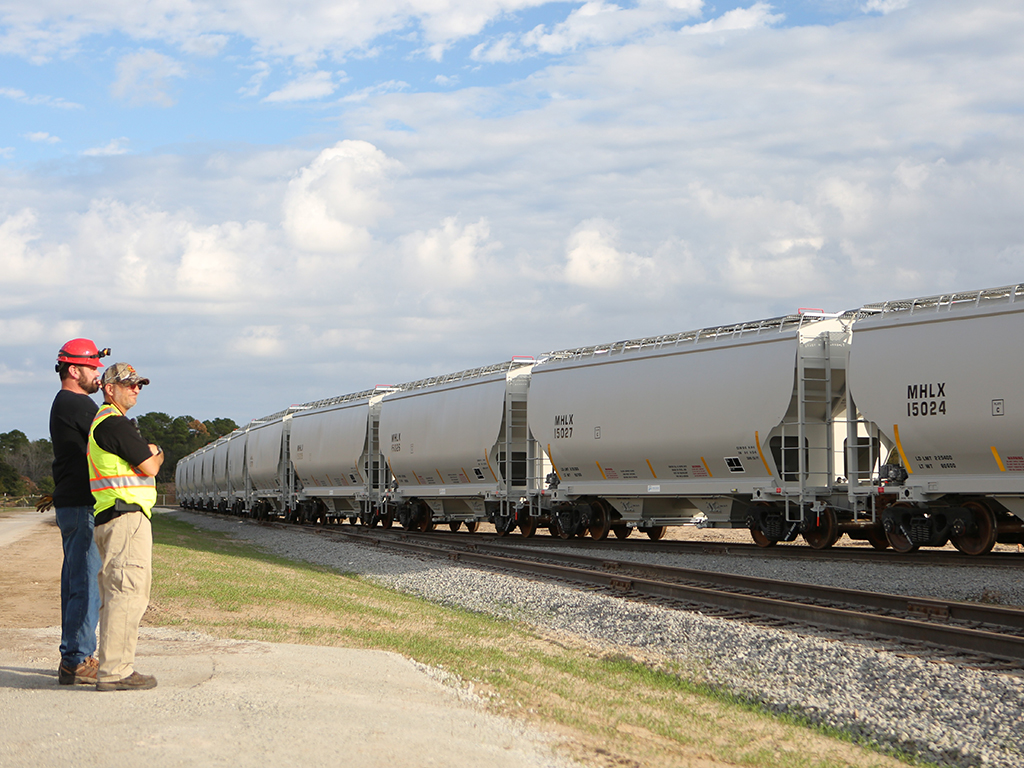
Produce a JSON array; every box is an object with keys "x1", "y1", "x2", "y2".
[{"x1": 149, "y1": 511, "x2": 926, "y2": 768}]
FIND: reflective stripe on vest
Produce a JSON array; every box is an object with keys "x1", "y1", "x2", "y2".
[{"x1": 88, "y1": 403, "x2": 156, "y2": 518}]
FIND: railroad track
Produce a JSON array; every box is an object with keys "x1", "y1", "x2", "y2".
[
  {"x1": 180, "y1": 510, "x2": 1024, "y2": 673},
  {"x1": 388, "y1": 527, "x2": 1024, "y2": 568}
]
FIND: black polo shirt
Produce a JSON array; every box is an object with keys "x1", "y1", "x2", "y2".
[
  {"x1": 93, "y1": 412, "x2": 153, "y2": 469},
  {"x1": 49, "y1": 390, "x2": 98, "y2": 508}
]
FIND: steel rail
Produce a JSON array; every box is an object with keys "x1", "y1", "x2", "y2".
[
  {"x1": 409, "y1": 529, "x2": 1024, "y2": 568},
  {"x1": 467, "y1": 541, "x2": 1024, "y2": 631},
  {"x1": 298, "y1": 523, "x2": 1024, "y2": 663}
]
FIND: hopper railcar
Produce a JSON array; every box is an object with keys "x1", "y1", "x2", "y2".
[{"x1": 176, "y1": 283, "x2": 1024, "y2": 554}]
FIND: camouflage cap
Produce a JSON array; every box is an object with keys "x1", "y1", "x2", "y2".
[{"x1": 101, "y1": 362, "x2": 151, "y2": 387}]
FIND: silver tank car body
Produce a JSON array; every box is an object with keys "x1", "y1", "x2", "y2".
[
  {"x1": 289, "y1": 388, "x2": 395, "y2": 522},
  {"x1": 380, "y1": 360, "x2": 536, "y2": 529},
  {"x1": 528, "y1": 314, "x2": 850, "y2": 531},
  {"x1": 199, "y1": 444, "x2": 217, "y2": 506},
  {"x1": 245, "y1": 413, "x2": 291, "y2": 514},
  {"x1": 174, "y1": 460, "x2": 186, "y2": 504},
  {"x1": 212, "y1": 437, "x2": 230, "y2": 503},
  {"x1": 846, "y1": 284, "x2": 1024, "y2": 551},
  {"x1": 226, "y1": 429, "x2": 247, "y2": 511}
]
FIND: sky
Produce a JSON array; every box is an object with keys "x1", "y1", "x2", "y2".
[{"x1": 2, "y1": 0, "x2": 1023, "y2": 440}]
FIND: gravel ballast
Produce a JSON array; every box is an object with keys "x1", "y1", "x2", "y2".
[{"x1": 167, "y1": 510, "x2": 1024, "y2": 768}]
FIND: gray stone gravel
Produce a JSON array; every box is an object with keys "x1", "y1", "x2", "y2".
[
  {"x1": 543, "y1": 543, "x2": 1024, "y2": 609},
  {"x1": 166, "y1": 510, "x2": 1024, "y2": 768}
]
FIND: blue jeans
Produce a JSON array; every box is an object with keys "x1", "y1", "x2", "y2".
[{"x1": 55, "y1": 506, "x2": 101, "y2": 664}]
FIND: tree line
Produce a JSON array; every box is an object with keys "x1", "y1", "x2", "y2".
[{"x1": 0, "y1": 414, "x2": 238, "y2": 497}]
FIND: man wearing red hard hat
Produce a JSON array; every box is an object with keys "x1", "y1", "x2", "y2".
[{"x1": 48, "y1": 338, "x2": 110, "y2": 685}]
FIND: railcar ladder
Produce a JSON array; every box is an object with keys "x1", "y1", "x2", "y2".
[
  {"x1": 780, "y1": 333, "x2": 836, "y2": 519},
  {"x1": 282, "y1": 430, "x2": 295, "y2": 515},
  {"x1": 844, "y1": 387, "x2": 882, "y2": 522}
]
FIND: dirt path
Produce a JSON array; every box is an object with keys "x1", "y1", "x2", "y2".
[{"x1": 0, "y1": 510, "x2": 62, "y2": 629}]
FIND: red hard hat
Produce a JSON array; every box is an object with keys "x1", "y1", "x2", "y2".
[{"x1": 56, "y1": 338, "x2": 110, "y2": 368}]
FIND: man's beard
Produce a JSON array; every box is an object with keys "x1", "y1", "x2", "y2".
[{"x1": 77, "y1": 369, "x2": 99, "y2": 394}]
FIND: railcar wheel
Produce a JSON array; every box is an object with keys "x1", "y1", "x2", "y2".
[
  {"x1": 465, "y1": 521, "x2": 479, "y2": 533},
  {"x1": 588, "y1": 500, "x2": 613, "y2": 540},
  {"x1": 551, "y1": 504, "x2": 577, "y2": 539},
  {"x1": 951, "y1": 500, "x2": 997, "y2": 556},
  {"x1": 643, "y1": 526, "x2": 666, "y2": 541},
  {"x1": 400, "y1": 505, "x2": 418, "y2": 531},
  {"x1": 750, "y1": 528, "x2": 778, "y2": 548},
  {"x1": 449, "y1": 521, "x2": 462, "y2": 532},
  {"x1": 864, "y1": 527, "x2": 889, "y2": 550},
  {"x1": 802, "y1": 506, "x2": 839, "y2": 550},
  {"x1": 612, "y1": 525, "x2": 631, "y2": 540},
  {"x1": 884, "y1": 504, "x2": 919, "y2": 552},
  {"x1": 380, "y1": 511, "x2": 394, "y2": 529},
  {"x1": 885, "y1": 528, "x2": 918, "y2": 553},
  {"x1": 519, "y1": 516, "x2": 537, "y2": 538}
]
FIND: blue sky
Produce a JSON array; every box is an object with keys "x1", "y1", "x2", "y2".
[{"x1": 3, "y1": 0, "x2": 1023, "y2": 440}]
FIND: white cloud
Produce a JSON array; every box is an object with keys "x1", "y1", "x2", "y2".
[
  {"x1": 521, "y1": 0, "x2": 703, "y2": 55},
  {"x1": 111, "y1": 49, "x2": 186, "y2": 107},
  {"x1": 817, "y1": 177, "x2": 874, "y2": 232},
  {"x1": 0, "y1": 209, "x2": 70, "y2": 288},
  {"x1": 681, "y1": 2, "x2": 784, "y2": 34},
  {"x1": 340, "y1": 80, "x2": 409, "y2": 103},
  {"x1": 472, "y1": 34, "x2": 526, "y2": 64},
  {"x1": 234, "y1": 326, "x2": 283, "y2": 358},
  {"x1": 0, "y1": 0, "x2": 562, "y2": 65},
  {"x1": 176, "y1": 221, "x2": 271, "y2": 298},
  {"x1": 0, "y1": 86, "x2": 81, "y2": 109},
  {"x1": 239, "y1": 61, "x2": 271, "y2": 98},
  {"x1": 0, "y1": 317, "x2": 84, "y2": 346},
  {"x1": 564, "y1": 220, "x2": 654, "y2": 288},
  {"x1": 82, "y1": 138, "x2": 129, "y2": 156},
  {"x1": 862, "y1": 0, "x2": 911, "y2": 14},
  {"x1": 180, "y1": 33, "x2": 228, "y2": 57},
  {"x1": 0, "y1": 147, "x2": 13, "y2": 158},
  {"x1": 723, "y1": 247, "x2": 827, "y2": 297},
  {"x1": 66, "y1": 199, "x2": 284, "y2": 305},
  {"x1": 283, "y1": 140, "x2": 401, "y2": 255},
  {"x1": 263, "y1": 70, "x2": 339, "y2": 103},
  {"x1": 398, "y1": 216, "x2": 495, "y2": 285},
  {"x1": 24, "y1": 131, "x2": 60, "y2": 143}
]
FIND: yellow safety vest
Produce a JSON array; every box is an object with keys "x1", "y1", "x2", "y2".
[{"x1": 87, "y1": 403, "x2": 156, "y2": 518}]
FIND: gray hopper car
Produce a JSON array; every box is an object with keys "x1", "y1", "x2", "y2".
[{"x1": 177, "y1": 282, "x2": 1024, "y2": 554}]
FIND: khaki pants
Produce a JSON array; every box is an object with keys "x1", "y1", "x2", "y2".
[{"x1": 94, "y1": 512, "x2": 152, "y2": 683}]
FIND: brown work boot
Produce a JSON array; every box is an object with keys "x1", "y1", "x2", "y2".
[
  {"x1": 58, "y1": 656, "x2": 99, "y2": 685},
  {"x1": 96, "y1": 671, "x2": 158, "y2": 692}
]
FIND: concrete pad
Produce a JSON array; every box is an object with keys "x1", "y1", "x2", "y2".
[{"x1": 0, "y1": 627, "x2": 573, "y2": 768}]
